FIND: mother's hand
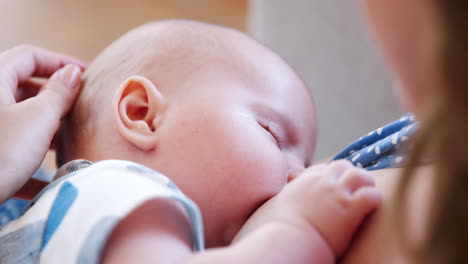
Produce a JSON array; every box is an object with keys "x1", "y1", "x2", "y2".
[{"x1": 0, "y1": 45, "x2": 86, "y2": 203}]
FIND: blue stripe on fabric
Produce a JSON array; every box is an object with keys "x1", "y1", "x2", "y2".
[
  {"x1": 0, "y1": 199, "x2": 29, "y2": 227},
  {"x1": 40, "y1": 181, "x2": 78, "y2": 251},
  {"x1": 171, "y1": 195, "x2": 205, "y2": 251}
]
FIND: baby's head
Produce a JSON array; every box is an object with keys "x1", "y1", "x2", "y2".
[{"x1": 58, "y1": 20, "x2": 316, "y2": 247}]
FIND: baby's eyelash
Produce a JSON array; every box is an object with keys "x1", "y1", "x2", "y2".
[{"x1": 259, "y1": 121, "x2": 281, "y2": 148}]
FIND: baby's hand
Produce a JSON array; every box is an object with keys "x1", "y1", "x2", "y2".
[
  {"x1": 284, "y1": 160, "x2": 381, "y2": 256},
  {"x1": 234, "y1": 160, "x2": 381, "y2": 258}
]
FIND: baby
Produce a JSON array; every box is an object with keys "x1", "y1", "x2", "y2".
[{"x1": 0, "y1": 20, "x2": 380, "y2": 263}]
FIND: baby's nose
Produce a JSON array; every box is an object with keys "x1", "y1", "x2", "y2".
[{"x1": 287, "y1": 157, "x2": 305, "y2": 182}]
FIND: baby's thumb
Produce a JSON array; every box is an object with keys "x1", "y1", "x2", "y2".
[{"x1": 36, "y1": 64, "x2": 82, "y2": 119}]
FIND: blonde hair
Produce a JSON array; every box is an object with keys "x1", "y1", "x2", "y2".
[{"x1": 394, "y1": 1, "x2": 468, "y2": 263}]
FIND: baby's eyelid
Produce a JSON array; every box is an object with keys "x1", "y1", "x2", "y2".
[{"x1": 259, "y1": 120, "x2": 283, "y2": 148}]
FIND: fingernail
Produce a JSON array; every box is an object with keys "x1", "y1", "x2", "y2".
[{"x1": 53, "y1": 64, "x2": 82, "y2": 88}]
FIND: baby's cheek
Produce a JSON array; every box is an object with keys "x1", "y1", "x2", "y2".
[
  {"x1": 218, "y1": 150, "x2": 288, "y2": 243},
  {"x1": 240, "y1": 149, "x2": 288, "y2": 198},
  {"x1": 213, "y1": 132, "x2": 287, "y2": 198}
]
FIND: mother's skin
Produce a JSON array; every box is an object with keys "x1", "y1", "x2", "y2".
[
  {"x1": 341, "y1": 165, "x2": 433, "y2": 263},
  {"x1": 343, "y1": 0, "x2": 442, "y2": 261}
]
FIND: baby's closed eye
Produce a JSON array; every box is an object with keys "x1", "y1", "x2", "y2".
[{"x1": 258, "y1": 120, "x2": 283, "y2": 148}]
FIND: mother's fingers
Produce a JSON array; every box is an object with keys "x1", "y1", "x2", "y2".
[
  {"x1": 0, "y1": 45, "x2": 86, "y2": 80},
  {"x1": 0, "y1": 45, "x2": 86, "y2": 104},
  {"x1": 15, "y1": 78, "x2": 45, "y2": 102}
]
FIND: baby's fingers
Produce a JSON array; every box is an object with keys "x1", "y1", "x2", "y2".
[
  {"x1": 328, "y1": 160, "x2": 355, "y2": 180},
  {"x1": 352, "y1": 186, "x2": 382, "y2": 216},
  {"x1": 340, "y1": 168, "x2": 375, "y2": 193}
]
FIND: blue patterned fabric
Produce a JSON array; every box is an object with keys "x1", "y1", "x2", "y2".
[
  {"x1": 0, "y1": 199, "x2": 28, "y2": 228},
  {"x1": 0, "y1": 167, "x2": 51, "y2": 228},
  {"x1": 332, "y1": 113, "x2": 417, "y2": 170},
  {"x1": 0, "y1": 160, "x2": 204, "y2": 264},
  {"x1": 40, "y1": 181, "x2": 78, "y2": 251}
]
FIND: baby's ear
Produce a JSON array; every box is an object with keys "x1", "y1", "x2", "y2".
[{"x1": 113, "y1": 76, "x2": 166, "y2": 151}]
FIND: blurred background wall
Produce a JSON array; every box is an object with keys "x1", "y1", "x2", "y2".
[
  {"x1": 249, "y1": 0, "x2": 403, "y2": 160},
  {"x1": 0, "y1": 0, "x2": 247, "y2": 61},
  {"x1": 0, "y1": 0, "x2": 402, "y2": 165}
]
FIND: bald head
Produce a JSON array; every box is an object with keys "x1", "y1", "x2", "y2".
[
  {"x1": 82, "y1": 20, "x2": 270, "y2": 98},
  {"x1": 59, "y1": 19, "x2": 310, "y2": 165},
  {"x1": 73, "y1": 20, "x2": 277, "y2": 127}
]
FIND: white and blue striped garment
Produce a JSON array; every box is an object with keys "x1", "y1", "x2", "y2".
[{"x1": 0, "y1": 160, "x2": 204, "y2": 263}]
